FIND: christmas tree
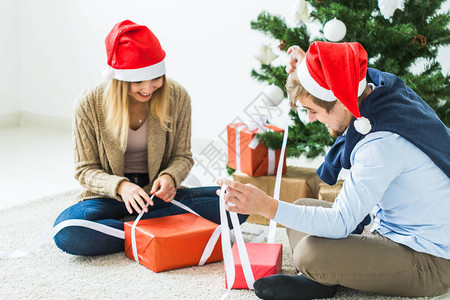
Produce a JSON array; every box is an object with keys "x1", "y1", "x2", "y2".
[{"x1": 251, "y1": 0, "x2": 450, "y2": 159}]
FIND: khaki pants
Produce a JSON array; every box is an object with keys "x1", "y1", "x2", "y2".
[{"x1": 287, "y1": 198, "x2": 450, "y2": 297}]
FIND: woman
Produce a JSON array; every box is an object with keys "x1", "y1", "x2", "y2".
[{"x1": 54, "y1": 20, "x2": 247, "y2": 256}]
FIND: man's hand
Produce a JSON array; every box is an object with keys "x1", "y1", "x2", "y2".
[
  {"x1": 151, "y1": 174, "x2": 176, "y2": 202},
  {"x1": 216, "y1": 178, "x2": 279, "y2": 219},
  {"x1": 118, "y1": 181, "x2": 154, "y2": 214},
  {"x1": 286, "y1": 45, "x2": 306, "y2": 74}
]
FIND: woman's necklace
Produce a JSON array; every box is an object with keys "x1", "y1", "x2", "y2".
[
  {"x1": 137, "y1": 107, "x2": 148, "y2": 123},
  {"x1": 129, "y1": 100, "x2": 148, "y2": 126}
]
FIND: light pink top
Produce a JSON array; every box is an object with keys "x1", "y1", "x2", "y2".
[{"x1": 124, "y1": 118, "x2": 149, "y2": 173}]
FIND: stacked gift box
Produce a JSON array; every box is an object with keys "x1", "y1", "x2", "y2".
[
  {"x1": 233, "y1": 166, "x2": 324, "y2": 225},
  {"x1": 227, "y1": 123, "x2": 287, "y2": 177},
  {"x1": 227, "y1": 121, "x2": 345, "y2": 225},
  {"x1": 233, "y1": 171, "x2": 344, "y2": 225},
  {"x1": 318, "y1": 180, "x2": 344, "y2": 203}
]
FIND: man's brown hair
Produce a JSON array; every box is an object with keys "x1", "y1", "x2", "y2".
[
  {"x1": 286, "y1": 70, "x2": 336, "y2": 112},
  {"x1": 286, "y1": 69, "x2": 371, "y2": 113}
]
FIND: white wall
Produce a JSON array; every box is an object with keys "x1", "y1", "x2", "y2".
[
  {"x1": 0, "y1": 0, "x2": 20, "y2": 126},
  {"x1": 17, "y1": 0, "x2": 295, "y2": 139},
  {"x1": 4, "y1": 0, "x2": 450, "y2": 138}
]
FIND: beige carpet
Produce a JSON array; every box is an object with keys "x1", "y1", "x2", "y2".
[{"x1": 0, "y1": 190, "x2": 443, "y2": 299}]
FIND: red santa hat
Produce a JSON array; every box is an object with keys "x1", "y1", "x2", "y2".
[
  {"x1": 102, "y1": 20, "x2": 166, "y2": 82},
  {"x1": 296, "y1": 41, "x2": 371, "y2": 134}
]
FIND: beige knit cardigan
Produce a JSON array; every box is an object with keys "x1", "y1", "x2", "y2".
[{"x1": 73, "y1": 78, "x2": 194, "y2": 202}]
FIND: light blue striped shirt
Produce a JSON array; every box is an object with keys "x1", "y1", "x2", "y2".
[{"x1": 274, "y1": 131, "x2": 450, "y2": 259}]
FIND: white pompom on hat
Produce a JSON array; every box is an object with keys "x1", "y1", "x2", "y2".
[
  {"x1": 102, "y1": 67, "x2": 116, "y2": 81},
  {"x1": 296, "y1": 41, "x2": 372, "y2": 134},
  {"x1": 102, "y1": 20, "x2": 166, "y2": 82}
]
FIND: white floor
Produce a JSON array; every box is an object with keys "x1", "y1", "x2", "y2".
[{"x1": 0, "y1": 125, "x2": 81, "y2": 210}]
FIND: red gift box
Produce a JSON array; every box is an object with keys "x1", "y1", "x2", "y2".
[
  {"x1": 226, "y1": 243, "x2": 283, "y2": 289},
  {"x1": 124, "y1": 213, "x2": 222, "y2": 272},
  {"x1": 227, "y1": 123, "x2": 287, "y2": 176}
]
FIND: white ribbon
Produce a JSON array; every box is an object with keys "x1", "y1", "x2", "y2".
[
  {"x1": 219, "y1": 121, "x2": 289, "y2": 296},
  {"x1": 1, "y1": 196, "x2": 220, "y2": 266},
  {"x1": 267, "y1": 122, "x2": 289, "y2": 243},
  {"x1": 267, "y1": 147, "x2": 276, "y2": 175},
  {"x1": 229, "y1": 206, "x2": 254, "y2": 290},
  {"x1": 0, "y1": 219, "x2": 124, "y2": 259},
  {"x1": 220, "y1": 185, "x2": 255, "y2": 294},
  {"x1": 247, "y1": 121, "x2": 268, "y2": 150},
  {"x1": 219, "y1": 186, "x2": 236, "y2": 294}
]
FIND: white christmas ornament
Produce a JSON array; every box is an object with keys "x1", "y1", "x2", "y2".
[
  {"x1": 294, "y1": 0, "x2": 309, "y2": 24},
  {"x1": 255, "y1": 44, "x2": 278, "y2": 65},
  {"x1": 263, "y1": 85, "x2": 285, "y2": 106},
  {"x1": 323, "y1": 18, "x2": 347, "y2": 42},
  {"x1": 378, "y1": 0, "x2": 398, "y2": 19}
]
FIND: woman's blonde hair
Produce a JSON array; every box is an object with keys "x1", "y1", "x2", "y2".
[{"x1": 103, "y1": 76, "x2": 171, "y2": 150}]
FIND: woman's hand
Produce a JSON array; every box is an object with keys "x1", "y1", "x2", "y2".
[
  {"x1": 286, "y1": 45, "x2": 306, "y2": 74},
  {"x1": 151, "y1": 174, "x2": 176, "y2": 202},
  {"x1": 118, "y1": 181, "x2": 154, "y2": 214},
  {"x1": 216, "y1": 178, "x2": 278, "y2": 220}
]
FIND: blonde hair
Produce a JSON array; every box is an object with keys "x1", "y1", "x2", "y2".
[
  {"x1": 104, "y1": 76, "x2": 171, "y2": 150},
  {"x1": 286, "y1": 70, "x2": 336, "y2": 112}
]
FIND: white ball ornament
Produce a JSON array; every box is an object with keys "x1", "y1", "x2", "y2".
[
  {"x1": 263, "y1": 85, "x2": 285, "y2": 106},
  {"x1": 323, "y1": 18, "x2": 347, "y2": 42}
]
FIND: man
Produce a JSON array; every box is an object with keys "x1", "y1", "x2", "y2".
[{"x1": 218, "y1": 41, "x2": 450, "y2": 299}]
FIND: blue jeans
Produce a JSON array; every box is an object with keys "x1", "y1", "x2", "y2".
[{"x1": 54, "y1": 178, "x2": 248, "y2": 256}]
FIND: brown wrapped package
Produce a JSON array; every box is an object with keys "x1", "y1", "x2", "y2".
[
  {"x1": 318, "y1": 180, "x2": 344, "y2": 203},
  {"x1": 232, "y1": 166, "x2": 322, "y2": 225}
]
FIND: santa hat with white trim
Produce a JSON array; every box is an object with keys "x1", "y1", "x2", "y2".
[
  {"x1": 296, "y1": 41, "x2": 372, "y2": 134},
  {"x1": 102, "y1": 20, "x2": 166, "y2": 82}
]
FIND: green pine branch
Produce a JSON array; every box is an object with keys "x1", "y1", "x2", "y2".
[{"x1": 251, "y1": 65, "x2": 288, "y2": 90}]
